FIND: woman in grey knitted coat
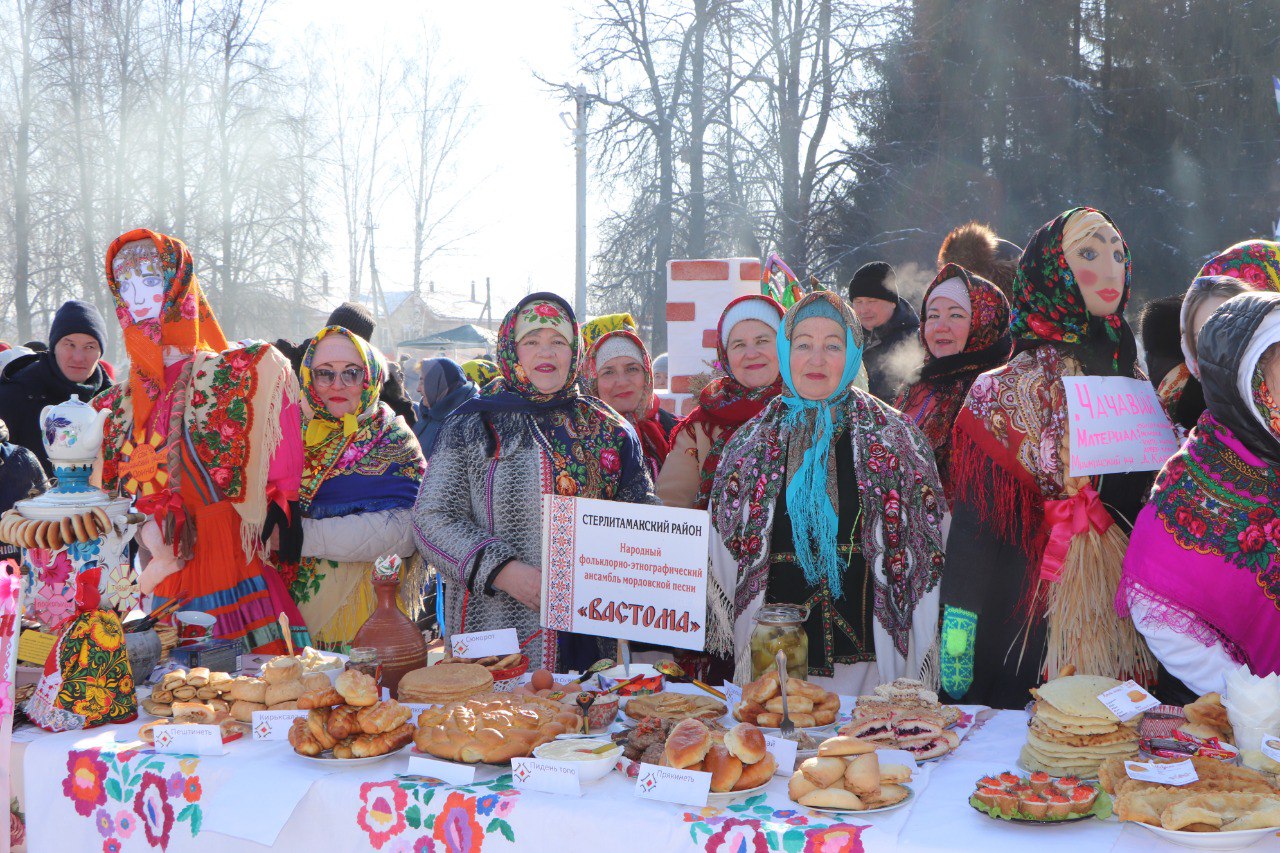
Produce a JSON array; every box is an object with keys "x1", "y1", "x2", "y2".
[{"x1": 413, "y1": 293, "x2": 656, "y2": 672}]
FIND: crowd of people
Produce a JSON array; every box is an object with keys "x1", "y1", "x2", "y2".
[{"x1": 2, "y1": 211, "x2": 1278, "y2": 709}]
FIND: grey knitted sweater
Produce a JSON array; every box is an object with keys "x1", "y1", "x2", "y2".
[{"x1": 413, "y1": 408, "x2": 656, "y2": 671}]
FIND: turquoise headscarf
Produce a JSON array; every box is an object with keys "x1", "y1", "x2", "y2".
[{"x1": 775, "y1": 291, "x2": 864, "y2": 598}]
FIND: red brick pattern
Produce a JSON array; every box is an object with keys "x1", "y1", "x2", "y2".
[
  {"x1": 670, "y1": 375, "x2": 694, "y2": 394},
  {"x1": 701, "y1": 328, "x2": 719, "y2": 348},
  {"x1": 671, "y1": 260, "x2": 729, "y2": 281},
  {"x1": 680, "y1": 397, "x2": 697, "y2": 416},
  {"x1": 666, "y1": 302, "x2": 696, "y2": 322},
  {"x1": 739, "y1": 260, "x2": 761, "y2": 281},
  {"x1": 659, "y1": 398, "x2": 677, "y2": 414}
]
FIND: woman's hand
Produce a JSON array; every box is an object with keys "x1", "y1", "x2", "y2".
[{"x1": 493, "y1": 560, "x2": 543, "y2": 610}]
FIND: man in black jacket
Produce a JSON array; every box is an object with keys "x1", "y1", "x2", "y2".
[
  {"x1": 847, "y1": 261, "x2": 921, "y2": 401},
  {"x1": 0, "y1": 300, "x2": 113, "y2": 475}
]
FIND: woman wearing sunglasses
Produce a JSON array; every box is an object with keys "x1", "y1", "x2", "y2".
[{"x1": 290, "y1": 326, "x2": 426, "y2": 645}]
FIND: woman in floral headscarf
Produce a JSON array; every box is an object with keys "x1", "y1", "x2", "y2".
[
  {"x1": 938, "y1": 208, "x2": 1156, "y2": 711},
  {"x1": 414, "y1": 293, "x2": 656, "y2": 672},
  {"x1": 93, "y1": 229, "x2": 304, "y2": 653},
  {"x1": 657, "y1": 295, "x2": 785, "y2": 510},
  {"x1": 895, "y1": 264, "x2": 1013, "y2": 497},
  {"x1": 1118, "y1": 292, "x2": 1280, "y2": 699},
  {"x1": 583, "y1": 329, "x2": 677, "y2": 477},
  {"x1": 289, "y1": 326, "x2": 426, "y2": 644},
  {"x1": 706, "y1": 291, "x2": 946, "y2": 694}
]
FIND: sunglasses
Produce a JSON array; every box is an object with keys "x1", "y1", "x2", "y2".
[{"x1": 312, "y1": 366, "x2": 365, "y2": 388}]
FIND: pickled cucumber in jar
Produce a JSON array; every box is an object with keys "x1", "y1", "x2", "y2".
[{"x1": 748, "y1": 604, "x2": 809, "y2": 679}]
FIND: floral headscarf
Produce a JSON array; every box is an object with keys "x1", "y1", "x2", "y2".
[
  {"x1": 1198, "y1": 240, "x2": 1280, "y2": 290},
  {"x1": 1010, "y1": 207, "x2": 1134, "y2": 373},
  {"x1": 775, "y1": 291, "x2": 865, "y2": 599},
  {"x1": 300, "y1": 326, "x2": 385, "y2": 447},
  {"x1": 105, "y1": 229, "x2": 229, "y2": 438},
  {"x1": 896, "y1": 264, "x2": 1012, "y2": 489},
  {"x1": 674, "y1": 294, "x2": 785, "y2": 508},
  {"x1": 461, "y1": 358, "x2": 499, "y2": 388},
  {"x1": 580, "y1": 313, "x2": 637, "y2": 351},
  {"x1": 458, "y1": 292, "x2": 640, "y2": 500},
  {"x1": 582, "y1": 329, "x2": 671, "y2": 465}
]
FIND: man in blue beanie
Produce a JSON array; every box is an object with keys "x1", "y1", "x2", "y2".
[{"x1": 0, "y1": 299, "x2": 112, "y2": 474}]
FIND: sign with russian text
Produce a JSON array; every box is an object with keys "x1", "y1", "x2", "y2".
[
  {"x1": 1062, "y1": 376, "x2": 1180, "y2": 477},
  {"x1": 540, "y1": 495, "x2": 709, "y2": 651}
]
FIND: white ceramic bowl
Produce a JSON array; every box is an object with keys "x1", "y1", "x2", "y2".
[
  {"x1": 1134, "y1": 822, "x2": 1280, "y2": 850},
  {"x1": 533, "y1": 739, "x2": 623, "y2": 784}
]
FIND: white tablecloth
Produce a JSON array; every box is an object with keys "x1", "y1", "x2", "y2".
[{"x1": 11, "y1": 708, "x2": 1280, "y2": 852}]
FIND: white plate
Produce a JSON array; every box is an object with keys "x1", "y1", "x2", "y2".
[
  {"x1": 707, "y1": 781, "x2": 771, "y2": 806},
  {"x1": 800, "y1": 785, "x2": 915, "y2": 815},
  {"x1": 294, "y1": 744, "x2": 410, "y2": 767},
  {"x1": 1133, "y1": 822, "x2": 1280, "y2": 850}
]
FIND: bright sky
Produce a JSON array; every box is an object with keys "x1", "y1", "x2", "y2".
[{"x1": 265, "y1": 0, "x2": 599, "y2": 315}]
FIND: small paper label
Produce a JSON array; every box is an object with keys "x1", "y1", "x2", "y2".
[
  {"x1": 634, "y1": 762, "x2": 712, "y2": 807},
  {"x1": 1125, "y1": 760, "x2": 1198, "y2": 786},
  {"x1": 402, "y1": 703, "x2": 434, "y2": 718},
  {"x1": 873, "y1": 748, "x2": 919, "y2": 769},
  {"x1": 1097, "y1": 680, "x2": 1160, "y2": 722},
  {"x1": 1260, "y1": 734, "x2": 1280, "y2": 764},
  {"x1": 553, "y1": 672, "x2": 583, "y2": 685},
  {"x1": 722, "y1": 682, "x2": 743, "y2": 711},
  {"x1": 17, "y1": 629, "x2": 56, "y2": 666},
  {"x1": 406, "y1": 754, "x2": 477, "y2": 786},
  {"x1": 511, "y1": 757, "x2": 582, "y2": 796},
  {"x1": 152, "y1": 724, "x2": 226, "y2": 756},
  {"x1": 762, "y1": 734, "x2": 798, "y2": 777},
  {"x1": 450, "y1": 628, "x2": 520, "y2": 658},
  {"x1": 251, "y1": 710, "x2": 309, "y2": 740}
]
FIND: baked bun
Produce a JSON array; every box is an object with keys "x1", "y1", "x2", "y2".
[
  {"x1": 298, "y1": 686, "x2": 344, "y2": 709},
  {"x1": 799, "y1": 788, "x2": 863, "y2": 810},
  {"x1": 789, "y1": 770, "x2": 818, "y2": 800},
  {"x1": 878, "y1": 763, "x2": 912, "y2": 784},
  {"x1": 664, "y1": 718, "x2": 712, "y2": 769},
  {"x1": 765, "y1": 695, "x2": 814, "y2": 714},
  {"x1": 229, "y1": 677, "x2": 268, "y2": 704},
  {"x1": 230, "y1": 699, "x2": 267, "y2": 723},
  {"x1": 301, "y1": 672, "x2": 331, "y2": 692},
  {"x1": 843, "y1": 752, "x2": 881, "y2": 797},
  {"x1": 817, "y1": 735, "x2": 875, "y2": 757},
  {"x1": 335, "y1": 669, "x2": 379, "y2": 707},
  {"x1": 172, "y1": 701, "x2": 216, "y2": 723},
  {"x1": 800, "y1": 756, "x2": 846, "y2": 788},
  {"x1": 734, "y1": 752, "x2": 776, "y2": 790},
  {"x1": 703, "y1": 744, "x2": 743, "y2": 793},
  {"x1": 265, "y1": 680, "x2": 305, "y2": 707},
  {"x1": 865, "y1": 783, "x2": 910, "y2": 808},
  {"x1": 724, "y1": 723, "x2": 767, "y2": 764},
  {"x1": 264, "y1": 656, "x2": 302, "y2": 684},
  {"x1": 186, "y1": 667, "x2": 211, "y2": 687}
]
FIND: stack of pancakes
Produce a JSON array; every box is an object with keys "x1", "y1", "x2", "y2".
[
  {"x1": 397, "y1": 663, "x2": 493, "y2": 705},
  {"x1": 1020, "y1": 674, "x2": 1140, "y2": 778}
]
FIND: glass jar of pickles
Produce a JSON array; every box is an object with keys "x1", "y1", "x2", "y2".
[{"x1": 749, "y1": 604, "x2": 808, "y2": 679}]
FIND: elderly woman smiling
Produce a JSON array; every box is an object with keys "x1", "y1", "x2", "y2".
[
  {"x1": 706, "y1": 291, "x2": 946, "y2": 694},
  {"x1": 895, "y1": 264, "x2": 1013, "y2": 496},
  {"x1": 414, "y1": 293, "x2": 656, "y2": 672}
]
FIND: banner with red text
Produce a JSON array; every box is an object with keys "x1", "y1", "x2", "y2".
[
  {"x1": 1062, "y1": 375, "x2": 1180, "y2": 477},
  {"x1": 540, "y1": 495, "x2": 709, "y2": 651}
]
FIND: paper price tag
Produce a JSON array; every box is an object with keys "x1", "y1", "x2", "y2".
[
  {"x1": 511, "y1": 757, "x2": 582, "y2": 796},
  {"x1": 17, "y1": 629, "x2": 56, "y2": 666},
  {"x1": 402, "y1": 703, "x2": 434, "y2": 718},
  {"x1": 450, "y1": 628, "x2": 520, "y2": 658},
  {"x1": 1125, "y1": 760, "x2": 1198, "y2": 786},
  {"x1": 406, "y1": 754, "x2": 477, "y2": 786},
  {"x1": 553, "y1": 672, "x2": 583, "y2": 685},
  {"x1": 722, "y1": 682, "x2": 743, "y2": 710},
  {"x1": 873, "y1": 748, "x2": 919, "y2": 769},
  {"x1": 251, "y1": 710, "x2": 309, "y2": 740},
  {"x1": 1260, "y1": 734, "x2": 1280, "y2": 764},
  {"x1": 634, "y1": 762, "x2": 712, "y2": 807},
  {"x1": 1097, "y1": 680, "x2": 1160, "y2": 722},
  {"x1": 762, "y1": 734, "x2": 798, "y2": 776},
  {"x1": 152, "y1": 724, "x2": 226, "y2": 756}
]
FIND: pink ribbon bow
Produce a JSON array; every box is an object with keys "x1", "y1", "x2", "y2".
[{"x1": 1039, "y1": 486, "x2": 1113, "y2": 583}]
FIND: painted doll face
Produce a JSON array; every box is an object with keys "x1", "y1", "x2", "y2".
[
  {"x1": 1067, "y1": 223, "x2": 1126, "y2": 317},
  {"x1": 112, "y1": 242, "x2": 166, "y2": 323}
]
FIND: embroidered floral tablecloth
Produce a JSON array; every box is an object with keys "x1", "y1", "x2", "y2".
[{"x1": 10, "y1": 710, "x2": 1234, "y2": 852}]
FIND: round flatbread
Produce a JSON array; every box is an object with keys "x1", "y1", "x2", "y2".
[
  {"x1": 624, "y1": 692, "x2": 726, "y2": 724},
  {"x1": 1032, "y1": 675, "x2": 1123, "y2": 722}
]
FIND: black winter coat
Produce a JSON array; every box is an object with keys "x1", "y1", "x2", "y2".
[{"x1": 861, "y1": 297, "x2": 920, "y2": 401}]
